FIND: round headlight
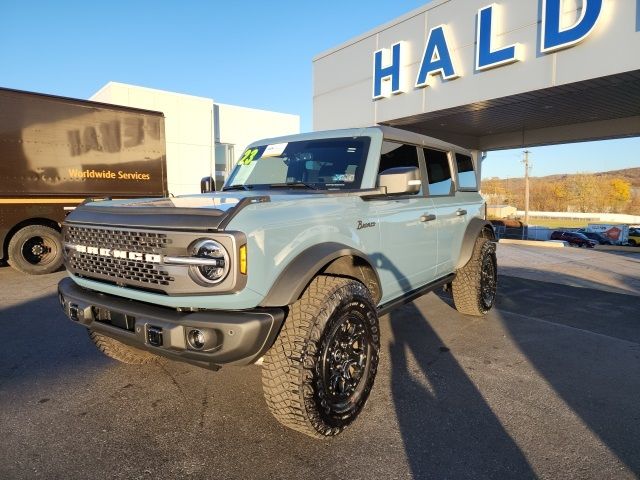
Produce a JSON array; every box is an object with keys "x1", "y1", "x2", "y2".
[{"x1": 190, "y1": 239, "x2": 230, "y2": 285}]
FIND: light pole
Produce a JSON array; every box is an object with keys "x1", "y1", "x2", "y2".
[{"x1": 522, "y1": 150, "x2": 532, "y2": 224}]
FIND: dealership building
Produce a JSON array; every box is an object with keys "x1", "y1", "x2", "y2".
[
  {"x1": 91, "y1": 82, "x2": 299, "y2": 195},
  {"x1": 313, "y1": 0, "x2": 640, "y2": 167}
]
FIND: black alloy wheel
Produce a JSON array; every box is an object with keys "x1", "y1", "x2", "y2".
[
  {"x1": 318, "y1": 311, "x2": 373, "y2": 417},
  {"x1": 480, "y1": 251, "x2": 497, "y2": 310}
]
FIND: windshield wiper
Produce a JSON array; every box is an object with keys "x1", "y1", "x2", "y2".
[
  {"x1": 222, "y1": 184, "x2": 253, "y2": 191},
  {"x1": 267, "y1": 182, "x2": 319, "y2": 190}
]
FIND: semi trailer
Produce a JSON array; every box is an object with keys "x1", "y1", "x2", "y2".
[{"x1": 0, "y1": 87, "x2": 167, "y2": 274}]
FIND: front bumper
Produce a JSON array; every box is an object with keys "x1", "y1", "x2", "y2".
[{"x1": 58, "y1": 277, "x2": 285, "y2": 370}]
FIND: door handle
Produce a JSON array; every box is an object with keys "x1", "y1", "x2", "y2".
[
  {"x1": 456, "y1": 209, "x2": 467, "y2": 216},
  {"x1": 420, "y1": 213, "x2": 436, "y2": 222}
]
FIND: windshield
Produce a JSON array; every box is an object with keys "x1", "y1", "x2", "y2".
[{"x1": 224, "y1": 137, "x2": 371, "y2": 191}]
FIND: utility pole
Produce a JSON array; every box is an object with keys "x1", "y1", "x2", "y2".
[{"x1": 522, "y1": 150, "x2": 532, "y2": 224}]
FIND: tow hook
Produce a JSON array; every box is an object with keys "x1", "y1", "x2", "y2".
[
  {"x1": 69, "y1": 303, "x2": 80, "y2": 321},
  {"x1": 147, "y1": 326, "x2": 163, "y2": 347}
]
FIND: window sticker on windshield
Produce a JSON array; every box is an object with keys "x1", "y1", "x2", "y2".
[
  {"x1": 332, "y1": 173, "x2": 355, "y2": 182},
  {"x1": 262, "y1": 143, "x2": 288, "y2": 158},
  {"x1": 238, "y1": 148, "x2": 259, "y2": 165}
]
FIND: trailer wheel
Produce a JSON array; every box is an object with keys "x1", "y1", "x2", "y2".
[{"x1": 8, "y1": 224, "x2": 64, "y2": 275}]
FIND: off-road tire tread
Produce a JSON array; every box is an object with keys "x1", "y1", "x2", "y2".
[
  {"x1": 452, "y1": 237, "x2": 497, "y2": 316},
  {"x1": 88, "y1": 330, "x2": 159, "y2": 364},
  {"x1": 261, "y1": 275, "x2": 379, "y2": 438}
]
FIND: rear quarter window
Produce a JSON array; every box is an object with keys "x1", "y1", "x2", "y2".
[
  {"x1": 424, "y1": 148, "x2": 453, "y2": 196},
  {"x1": 455, "y1": 153, "x2": 478, "y2": 191}
]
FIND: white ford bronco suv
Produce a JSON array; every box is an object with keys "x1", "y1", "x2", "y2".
[{"x1": 58, "y1": 126, "x2": 497, "y2": 438}]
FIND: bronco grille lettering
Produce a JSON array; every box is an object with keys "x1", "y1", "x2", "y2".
[{"x1": 69, "y1": 244, "x2": 162, "y2": 263}]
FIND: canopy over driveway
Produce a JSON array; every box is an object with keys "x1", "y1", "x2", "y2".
[{"x1": 313, "y1": 0, "x2": 640, "y2": 151}]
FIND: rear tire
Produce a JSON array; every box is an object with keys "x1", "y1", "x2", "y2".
[
  {"x1": 88, "y1": 330, "x2": 160, "y2": 365},
  {"x1": 262, "y1": 275, "x2": 380, "y2": 438},
  {"x1": 8, "y1": 224, "x2": 63, "y2": 275},
  {"x1": 452, "y1": 237, "x2": 497, "y2": 316}
]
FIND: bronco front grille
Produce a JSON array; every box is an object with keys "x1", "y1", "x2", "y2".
[
  {"x1": 66, "y1": 226, "x2": 170, "y2": 250},
  {"x1": 65, "y1": 226, "x2": 175, "y2": 287}
]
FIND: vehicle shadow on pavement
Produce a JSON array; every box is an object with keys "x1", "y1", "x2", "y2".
[
  {"x1": 371, "y1": 253, "x2": 535, "y2": 478},
  {"x1": 388, "y1": 302, "x2": 535, "y2": 479},
  {"x1": 494, "y1": 275, "x2": 640, "y2": 475},
  {"x1": 498, "y1": 260, "x2": 640, "y2": 298},
  {"x1": 0, "y1": 293, "x2": 109, "y2": 392},
  {"x1": 495, "y1": 274, "x2": 640, "y2": 342}
]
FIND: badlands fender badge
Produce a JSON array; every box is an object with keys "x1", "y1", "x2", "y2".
[{"x1": 357, "y1": 220, "x2": 377, "y2": 230}]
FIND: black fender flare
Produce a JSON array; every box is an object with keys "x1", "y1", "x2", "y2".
[
  {"x1": 260, "y1": 242, "x2": 381, "y2": 307},
  {"x1": 455, "y1": 218, "x2": 496, "y2": 270}
]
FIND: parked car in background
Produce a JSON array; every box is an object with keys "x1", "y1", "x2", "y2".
[
  {"x1": 628, "y1": 227, "x2": 640, "y2": 246},
  {"x1": 550, "y1": 231, "x2": 597, "y2": 248},
  {"x1": 577, "y1": 230, "x2": 613, "y2": 245}
]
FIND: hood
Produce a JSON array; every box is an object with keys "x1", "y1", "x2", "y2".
[
  {"x1": 102, "y1": 192, "x2": 249, "y2": 212},
  {"x1": 63, "y1": 190, "x2": 321, "y2": 231}
]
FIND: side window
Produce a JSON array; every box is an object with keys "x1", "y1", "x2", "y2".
[
  {"x1": 455, "y1": 153, "x2": 478, "y2": 190},
  {"x1": 424, "y1": 148, "x2": 453, "y2": 196},
  {"x1": 379, "y1": 142, "x2": 422, "y2": 194}
]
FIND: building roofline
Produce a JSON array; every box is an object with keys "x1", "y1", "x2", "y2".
[
  {"x1": 312, "y1": 0, "x2": 450, "y2": 62},
  {"x1": 214, "y1": 102, "x2": 300, "y2": 119},
  {"x1": 0, "y1": 85, "x2": 164, "y2": 116},
  {"x1": 92, "y1": 81, "x2": 214, "y2": 104}
]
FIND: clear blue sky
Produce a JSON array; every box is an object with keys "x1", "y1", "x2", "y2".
[
  {"x1": 483, "y1": 137, "x2": 640, "y2": 179},
  {"x1": 1, "y1": 0, "x2": 638, "y2": 179}
]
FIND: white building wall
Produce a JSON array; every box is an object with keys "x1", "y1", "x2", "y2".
[
  {"x1": 91, "y1": 82, "x2": 300, "y2": 195},
  {"x1": 215, "y1": 103, "x2": 300, "y2": 161},
  {"x1": 91, "y1": 82, "x2": 214, "y2": 196}
]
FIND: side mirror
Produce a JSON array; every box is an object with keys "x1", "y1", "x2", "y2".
[
  {"x1": 378, "y1": 166, "x2": 421, "y2": 195},
  {"x1": 200, "y1": 176, "x2": 216, "y2": 193}
]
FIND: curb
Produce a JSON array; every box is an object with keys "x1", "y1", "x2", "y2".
[
  {"x1": 498, "y1": 239, "x2": 566, "y2": 248},
  {"x1": 594, "y1": 245, "x2": 640, "y2": 253}
]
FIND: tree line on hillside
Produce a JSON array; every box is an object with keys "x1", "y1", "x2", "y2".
[{"x1": 482, "y1": 174, "x2": 640, "y2": 214}]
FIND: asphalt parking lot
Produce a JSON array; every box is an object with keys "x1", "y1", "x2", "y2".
[{"x1": 1, "y1": 245, "x2": 639, "y2": 479}]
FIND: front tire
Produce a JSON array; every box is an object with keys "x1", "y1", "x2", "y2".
[
  {"x1": 452, "y1": 237, "x2": 497, "y2": 316},
  {"x1": 262, "y1": 276, "x2": 380, "y2": 438},
  {"x1": 88, "y1": 330, "x2": 160, "y2": 365},
  {"x1": 8, "y1": 224, "x2": 64, "y2": 275}
]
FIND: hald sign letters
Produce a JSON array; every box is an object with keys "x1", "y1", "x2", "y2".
[{"x1": 373, "y1": 0, "x2": 606, "y2": 100}]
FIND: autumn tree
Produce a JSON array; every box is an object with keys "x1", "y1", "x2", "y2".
[
  {"x1": 482, "y1": 174, "x2": 634, "y2": 214},
  {"x1": 608, "y1": 177, "x2": 632, "y2": 212},
  {"x1": 568, "y1": 174, "x2": 599, "y2": 212},
  {"x1": 627, "y1": 191, "x2": 640, "y2": 215}
]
